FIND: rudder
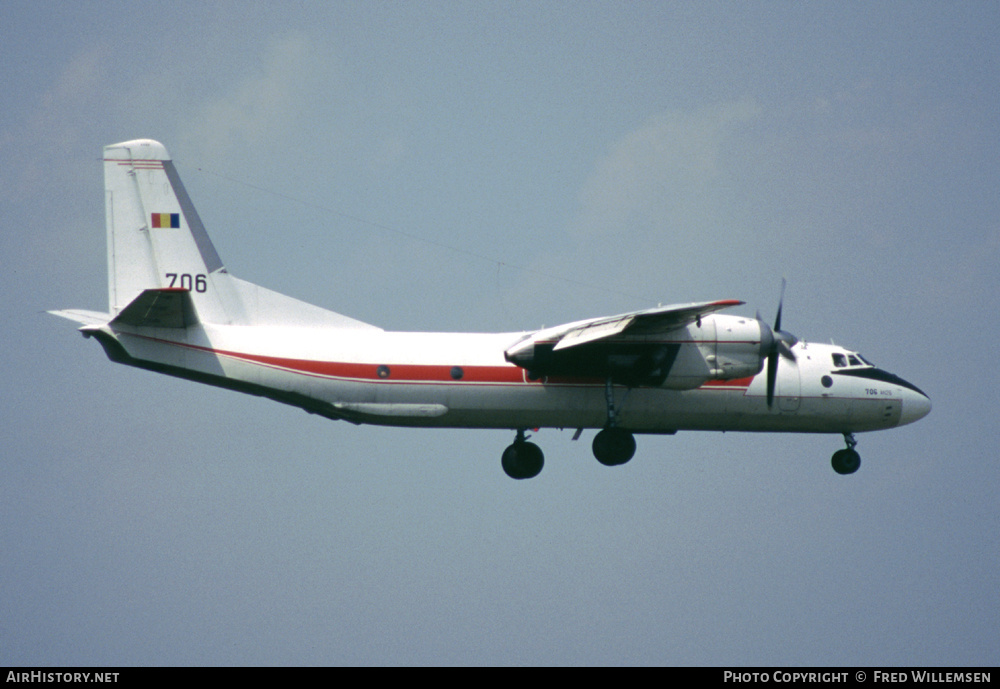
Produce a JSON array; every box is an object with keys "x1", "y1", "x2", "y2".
[{"x1": 103, "y1": 139, "x2": 243, "y2": 324}]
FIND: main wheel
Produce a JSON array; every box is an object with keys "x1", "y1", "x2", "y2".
[
  {"x1": 831, "y1": 448, "x2": 861, "y2": 475},
  {"x1": 501, "y1": 441, "x2": 544, "y2": 479},
  {"x1": 592, "y1": 428, "x2": 636, "y2": 467}
]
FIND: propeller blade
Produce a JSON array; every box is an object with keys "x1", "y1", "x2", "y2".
[
  {"x1": 773, "y1": 279, "x2": 786, "y2": 333},
  {"x1": 766, "y1": 349, "x2": 778, "y2": 408},
  {"x1": 762, "y1": 279, "x2": 797, "y2": 407}
]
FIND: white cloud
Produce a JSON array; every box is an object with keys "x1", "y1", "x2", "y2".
[
  {"x1": 0, "y1": 43, "x2": 112, "y2": 201},
  {"x1": 180, "y1": 32, "x2": 342, "y2": 164},
  {"x1": 574, "y1": 99, "x2": 762, "y2": 240},
  {"x1": 498, "y1": 100, "x2": 767, "y2": 318}
]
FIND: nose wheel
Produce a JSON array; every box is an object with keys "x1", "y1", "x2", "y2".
[{"x1": 831, "y1": 433, "x2": 861, "y2": 475}]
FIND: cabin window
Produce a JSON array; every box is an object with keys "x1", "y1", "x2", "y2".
[{"x1": 832, "y1": 353, "x2": 847, "y2": 367}]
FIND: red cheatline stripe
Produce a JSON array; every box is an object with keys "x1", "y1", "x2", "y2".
[
  {"x1": 129, "y1": 333, "x2": 755, "y2": 388},
  {"x1": 233, "y1": 350, "x2": 526, "y2": 384},
  {"x1": 701, "y1": 377, "x2": 754, "y2": 388},
  {"x1": 134, "y1": 335, "x2": 527, "y2": 384}
]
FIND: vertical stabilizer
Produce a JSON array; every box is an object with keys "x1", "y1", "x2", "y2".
[
  {"x1": 98, "y1": 139, "x2": 378, "y2": 330},
  {"x1": 103, "y1": 139, "x2": 243, "y2": 323}
]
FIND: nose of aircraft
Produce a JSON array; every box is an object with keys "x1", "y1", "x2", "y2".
[{"x1": 899, "y1": 387, "x2": 932, "y2": 426}]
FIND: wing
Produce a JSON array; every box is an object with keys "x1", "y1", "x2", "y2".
[
  {"x1": 551, "y1": 299, "x2": 743, "y2": 350},
  {"x1": 505, "y1": 299, "x2": 744, "y2": 385}
]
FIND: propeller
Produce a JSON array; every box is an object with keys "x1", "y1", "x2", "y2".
[{"x1": 757, "y1": 279, "x2": 798, "y2": 408}]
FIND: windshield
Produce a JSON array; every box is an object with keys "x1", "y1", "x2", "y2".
[{"x1": 832, "y1": 351, "x2": 874, "y2": 368}]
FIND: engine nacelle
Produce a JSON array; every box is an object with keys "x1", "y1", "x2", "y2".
[
  {"x1": 649, "y1": 314, "x2": 766, "y2": 389},
  {"x1": 505, "y1": 314, "x2": 766, "y2": 389}
]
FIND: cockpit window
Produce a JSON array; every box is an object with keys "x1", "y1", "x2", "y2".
[{"x1": 832, "y1": 351, "x2": 876, "y2": 369}]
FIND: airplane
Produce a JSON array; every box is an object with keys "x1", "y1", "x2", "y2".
[{"x1": 51, "y1": 139, "x2": 931, "y2": 479}]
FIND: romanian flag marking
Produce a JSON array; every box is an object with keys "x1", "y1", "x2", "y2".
[{"x1": 151, "y1": 213, "x2": 180, "y2": 228}]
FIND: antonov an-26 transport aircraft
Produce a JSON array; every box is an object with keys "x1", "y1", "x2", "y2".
[{"x1": 52, "y1": 139, "x2": 931, "y2": 479}]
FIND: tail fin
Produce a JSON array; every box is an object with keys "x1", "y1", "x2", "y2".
[
  {"x1": 97, "y1": 139, "x2": 378, "y2": 330},
  {"x1": 103, "y1": 139, "x2": 244, "y2": 324}
]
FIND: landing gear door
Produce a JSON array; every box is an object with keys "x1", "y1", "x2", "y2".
[{"x1": 778, "y1": 356, "x2": 801, "y2": 412}]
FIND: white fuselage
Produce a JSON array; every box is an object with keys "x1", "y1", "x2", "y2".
[{"x1": 101, "y1": 312, "x2": 930, "y2": 436}]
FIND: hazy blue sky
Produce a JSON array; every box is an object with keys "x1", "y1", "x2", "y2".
[{"x1": 2, "y1": 1, "x2": 997, "y2": 666}]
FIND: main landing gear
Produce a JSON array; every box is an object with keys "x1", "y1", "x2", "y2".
[
  {"x1": 594, "y1": 378, "x2": 636, "y2": 467},
  {"x1": 501, "y1": 429, "x2": 544, "y2": 480},
  {"x1": 831, "y1": 432, "x2": 861, "y2": 475},
  {"x1": 502, "y1": 380, "x2": 639, "y2": 479},
  {"x1": 592, "y1": 427, "x2": 636, "y2": 466},
  {"x1": 501, "y1": 425, "x2": 637, "y2": 479}
]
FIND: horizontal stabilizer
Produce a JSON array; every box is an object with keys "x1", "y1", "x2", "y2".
[
  {"x1": 48, "y1": 309, "x2": 112, "y2": 327},
  {"x1": 110, "y1": 288, "x2": 197, "y2": 328}
]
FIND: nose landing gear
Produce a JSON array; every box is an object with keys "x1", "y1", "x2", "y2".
[{"x1": 831, "y1": 432, "x2": 861, "y2": 475}]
